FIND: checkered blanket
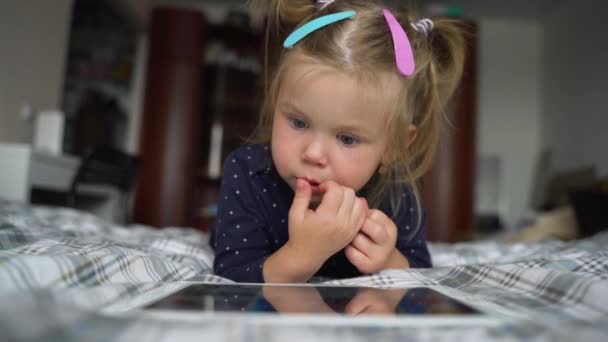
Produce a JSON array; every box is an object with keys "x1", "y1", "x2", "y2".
[{"x1": 1, "y1": 200, "x2": 607, "y2": 341}]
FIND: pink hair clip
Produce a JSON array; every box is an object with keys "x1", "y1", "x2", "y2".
[{"x1": 383, "y1": 9, "x2": 415, "y2": 77}]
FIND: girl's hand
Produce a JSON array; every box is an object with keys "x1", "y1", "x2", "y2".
[
  {"x1": 345, "y1": 287, "x2": 408, "y2": 315},
  {"x1": 262, "y1": 285, "x2": 335, "y2": 314},
  {"x1": 287, "y1": 179, "x2": 368, "y2": 269},
  {"x1": 345, "y1": 209, "x2": 407, "y2": 274}
]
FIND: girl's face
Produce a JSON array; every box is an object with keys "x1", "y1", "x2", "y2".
[{"x1": 271, "y1": 62, "x2": 390, "y2": 203}]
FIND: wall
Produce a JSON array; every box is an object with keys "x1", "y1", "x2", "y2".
[
  {"x1": 0, "y1": 0, "x2": 73, "y2": 143},
  {"x1": 541, "y1": 1, "x2": 608, "y2": 176},
  {"x1": 476, "y1": 19, "x2": 542, "y2": 228}
]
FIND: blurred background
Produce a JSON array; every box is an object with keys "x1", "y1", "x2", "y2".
[{"x1": 0, "y1": 0, "x2": 606, "y2": 242}]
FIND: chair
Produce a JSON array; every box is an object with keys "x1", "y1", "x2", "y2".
[{"x1": 67, "y1": 145, "x2": 139, "y2": 223}]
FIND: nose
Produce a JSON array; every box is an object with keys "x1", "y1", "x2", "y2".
[{"x1": 302, "y1": 136, "x2": 328, "y2": 167}]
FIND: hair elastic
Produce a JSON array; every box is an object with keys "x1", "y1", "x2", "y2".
[
  {"x1": 411, "y1": 18, "x2": 434, "y2": 36},
  {"x1": 316, "y1": 0, "x2": 335, "y2": 10},
  {"x1": 283, "y1": 10, "x2": 356, "y2": 48},
  {"x1": 383, "y1": 9, "x2": 415, "y2": 76}
]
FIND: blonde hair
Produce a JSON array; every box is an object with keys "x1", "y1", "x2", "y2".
[{"x1": 249, "y1": 0, "x2": 466, "y2": 230}]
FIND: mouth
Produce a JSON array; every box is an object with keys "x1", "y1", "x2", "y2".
[{"x1": 298, "y1": 177, "x2": 322, "y2": 193}]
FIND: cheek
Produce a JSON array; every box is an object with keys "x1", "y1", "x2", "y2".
[
  {"x1": 334, "y1": 150, "x2": 382, "y2": 190},
  {"x1": 271, "y1": 117, "x2": 291, "y2": 143},
  {"x1": 271, "y1": 118, "x2": 294, "y2": 176}
]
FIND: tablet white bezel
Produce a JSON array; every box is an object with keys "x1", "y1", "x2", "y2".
[{"x1": 121, "y1": 282, "x2": 505, "y2": 327}]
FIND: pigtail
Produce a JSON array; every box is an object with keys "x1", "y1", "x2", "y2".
[
  {"x1": 427, "y1": 18, "x2": 466, "y2": 109},
  {"x1": 404, "y1": 16, "x2": 466, "y2": 181}
]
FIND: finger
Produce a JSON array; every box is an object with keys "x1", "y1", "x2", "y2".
[
  {"x1": 317, "y1": 181, "x2": 343, "y2": 214},
  {"x1": 360, "y1": 218, "x2": 389, "y2": 244},
  {"x1": 344, "y1": 293, "x2": 370, "y2": 315},
  {"x1": 367, "y1": 209, "x2": 391, "y2": 225},
  {"x1": 360, "y1": 197, "x2": 368, "y2": 209},
  {"x1": 289, "y1": 179, "x2": 311, "y2": 222},
  {"x1": 356, "y1": 215, "x2": 366, "y2": 234},
  {"x1": 352, "y1": 197, "x2": 368, "y2": 231},
  {"x1": 317, "y1": 179, "x2": 336, "y2": 193},
  {"x1": 351, "y1": 232, "x2": 375, "y2": 253},
  {"x1": 337, "y1": 187, "x2": 356, "y2": 219},
  {"x1": 345, "y1": 244, "x2": 371, "y2": 273},
  {"x1": 367, "y1": 209, "x2": 398, "y2": 243}
]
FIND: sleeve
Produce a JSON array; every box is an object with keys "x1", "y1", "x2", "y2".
[
  {"x1": 211, "y1": 152, "x2": 272, "y2": 283},
  {"x1": 392, "y1": 190, "x2": 432, "y2": 268}
]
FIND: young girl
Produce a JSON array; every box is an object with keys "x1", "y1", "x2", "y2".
[{"x1": 211, "y1": 0, "x2": 465, "y2": 283}]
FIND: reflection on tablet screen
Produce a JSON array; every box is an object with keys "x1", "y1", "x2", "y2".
[{"x1": 145, "y1": 284, "x2": 480, "y2": 316}]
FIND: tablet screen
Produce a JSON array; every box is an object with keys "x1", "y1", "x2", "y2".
[{"x1": 145, "y1": 284, "x2": 480, "y2": 316}]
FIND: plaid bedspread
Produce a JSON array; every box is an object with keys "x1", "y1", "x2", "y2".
[{"x1": 0, "y1": 200, "x2": 607, "y2": 341}]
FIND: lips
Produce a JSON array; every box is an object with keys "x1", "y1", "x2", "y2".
[{"x1": 298, "y1": 177, "x2": 322, "y2": 192}]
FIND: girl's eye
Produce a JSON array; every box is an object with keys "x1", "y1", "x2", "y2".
[
  {"x1": 289, "y1": 117, "x2": 307, "y2": 129},
  {"x1": 338, "y1": 134, "x2": 360, "y2": 146}
]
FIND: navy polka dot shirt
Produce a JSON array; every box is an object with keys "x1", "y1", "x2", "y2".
[{"x1": 210, "y1": 144, "x2": 431, "y2": 283}]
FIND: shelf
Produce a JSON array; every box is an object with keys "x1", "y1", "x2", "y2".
[
  {"x1": 188, "y1": 16, "x2": 264, "y2": 231},
  {"x1": 208, "y1": 24, "x2": 263, "y2": 47}
]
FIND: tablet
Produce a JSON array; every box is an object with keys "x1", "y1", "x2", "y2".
[{"x1": 141, "y1": 283, "x2": 501, "y2": 327}]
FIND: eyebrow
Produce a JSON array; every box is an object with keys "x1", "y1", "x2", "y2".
[
  {"x1": 278, "y1": 102, "x2": 306, "y2": 116},
  {"x1": 277, "y1": 101, "x2": 376, "y2": 137}
]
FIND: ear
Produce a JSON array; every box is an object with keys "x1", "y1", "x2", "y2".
[{"x1": 406, "y1": 124, "x2": 417, "y2": 147}]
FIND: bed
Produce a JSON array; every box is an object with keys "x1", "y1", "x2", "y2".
[{"x1": 0, "y1": 199, "x2": 607, "y2": 341}]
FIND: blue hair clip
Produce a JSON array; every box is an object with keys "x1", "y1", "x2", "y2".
[{"x1": 283, "y1": 10, "x2": 356, "y2": 48}]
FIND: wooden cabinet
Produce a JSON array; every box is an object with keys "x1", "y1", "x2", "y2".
[
  {"x1": 133, "y1": 8, "x2": 207, "y2": 227},
  {"x1": 193, "y1": 23, "x2": 263, "y2": 231},
  {"x1": 134, "y1": 7, "x2": 262, "y2": 230}
]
